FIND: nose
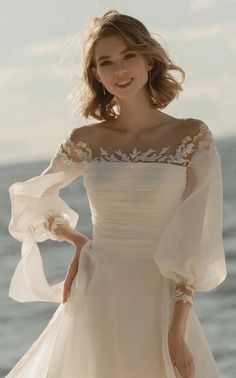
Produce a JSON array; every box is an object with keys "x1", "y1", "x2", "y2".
[{"x1": 114, "y1": 62, "x2": 127, "y2": 77}]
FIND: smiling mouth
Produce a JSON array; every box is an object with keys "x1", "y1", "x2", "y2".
[{"x1": 115, "y1": 78, "x2": 133, "y2": 88}]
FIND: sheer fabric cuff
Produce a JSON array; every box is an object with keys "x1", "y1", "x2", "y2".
[{"x1": 172, "y1": 282, "x2": 195, "y2": 306}]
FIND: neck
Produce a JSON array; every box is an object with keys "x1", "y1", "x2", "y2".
[{"x1": 113, "y1": 88, "x2": 163, "y2": 134}]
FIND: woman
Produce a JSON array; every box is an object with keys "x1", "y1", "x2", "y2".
[{"x1": 6, "y1": 9, "x2": 227, "y2": 378}]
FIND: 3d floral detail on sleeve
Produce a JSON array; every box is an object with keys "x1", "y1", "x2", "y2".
[
  {"x1": 44, "y1": 211, "x2": 71, "y2": 242},
  {"x1": 173, "y1": 282, "x2": 195, "y2": 306}
]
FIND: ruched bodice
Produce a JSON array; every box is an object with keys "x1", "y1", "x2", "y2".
[{"x1": 84, "y1": 162, "x2": 187, "y2": 255}]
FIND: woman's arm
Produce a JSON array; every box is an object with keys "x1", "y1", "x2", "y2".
[
  {"x1": 169, "y1": 301, "x2": 192, "y2": 337},
  {"x1": 45, "y1": 216, "x2": 91, "y2": 303},
  {"x1": 169, "y1": 282, "x2": 195, "y2": 336},
  {"x1": 168, "y1": 283, "x2": 196, "y2": 377}
]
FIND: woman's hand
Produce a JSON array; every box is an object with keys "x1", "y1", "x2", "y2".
[
  {"x1": 63, "y1": 236, "x2": 90, "y2": 304},
  {"x1": 168, "y1": 333, "x2": 195, "y2": 377}
]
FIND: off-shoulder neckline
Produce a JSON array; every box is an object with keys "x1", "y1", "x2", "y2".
[{"x1": 58, "y1": 120, "x2": 212, "y2": 167}]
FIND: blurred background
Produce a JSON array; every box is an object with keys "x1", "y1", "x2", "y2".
[{"x1": 0, "y1": 0, "x2": 235, "y2": 377}]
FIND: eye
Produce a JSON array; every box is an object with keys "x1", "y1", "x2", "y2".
[
  {"x1": 100, "y1": 60, "x2": 112, "y2": 67},
  {"x1": 124, "y1": 53, "x2": 136, "y2": 59},
  {"x1": 99, "y1": 53, "x2": 136, "y2": 67}
]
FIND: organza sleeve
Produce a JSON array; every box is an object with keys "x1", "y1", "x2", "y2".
[
  {"x1": 8, "y1": 130, "x2": 88, "y2": 303},
  {"x1": 153, "y1": 122, "x2": 227, "y2": 304}
]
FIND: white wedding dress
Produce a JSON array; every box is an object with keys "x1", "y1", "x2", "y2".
[{"x1": 6, "y1": 119, "x2": 227, "y2": 378}]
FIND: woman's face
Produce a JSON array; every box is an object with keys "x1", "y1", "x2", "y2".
[{"x1": 92, "y1": 34, "x2": 153, "y2": 100}]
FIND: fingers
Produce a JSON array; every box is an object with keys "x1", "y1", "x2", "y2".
[
  {"x1": 169, "y1": 338, "x2": 195, "y2": 378},
  {"x1": 175, "y1": 358, "x2": 195, "y2": 378},
  {"x1": 63, "y1": 280, "x2": 70, "y2": 303},
  {"x1": 171, "y1": 349, "x2": 195, "y2": 378},
  {"x1": 63, "y1": 288, "x2": 68, "y2": 304},
  {"x1": 174, "y1": 366, "x2": 182, "y2": 378}
]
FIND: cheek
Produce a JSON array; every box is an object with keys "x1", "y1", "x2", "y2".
[
  {"x1": 127, "y1": 59, "x2": 147, "y2": 79},
  {"x1": 132, "y1": 65, "x2": 148, "y2": 84},
  {"x1": 97, "y1": 67, "x2": 114, "y2": 82},
  {"x1": 136, "y1": 59, "x2": 148, "y2": 73}
]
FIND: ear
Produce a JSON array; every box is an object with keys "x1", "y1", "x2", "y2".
[
  {"x1": 91, "y1": 67, "x2": 102, "y2": 83},
  {"x1": 146, "y1": 58, "x2": 154, "y2": 71}
]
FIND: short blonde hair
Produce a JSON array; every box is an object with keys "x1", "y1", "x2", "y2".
[{"x1": 75, "y1": 9, "x2": 185, "y2": 121}]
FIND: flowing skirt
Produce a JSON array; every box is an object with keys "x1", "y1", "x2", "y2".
[{"x1": 6, "y1": 240, "x2": 221, "y2": 378}]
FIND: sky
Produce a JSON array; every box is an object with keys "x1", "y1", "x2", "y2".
[{"x1": 0, "y1": 0, "x2": 235, "y2": 165}]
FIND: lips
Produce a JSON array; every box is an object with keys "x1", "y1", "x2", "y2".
[{"x1": 115, "y1": 78, "x2": 133, "y2": 88}]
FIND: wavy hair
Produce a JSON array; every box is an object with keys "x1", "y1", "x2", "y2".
[{"x1": 75, "y1": 9, "x2": 185, "y2": 120}]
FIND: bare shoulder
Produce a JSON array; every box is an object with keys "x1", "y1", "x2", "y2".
[
  {"x1": 68, "y1": 122, "x2": 103, "y2": 145},
  {"x1": 181, "y1": 118, "x2": 212, "y2": 137},
  {"x1": 169, "y1": 118, "x2": 212, "y2": 145}
]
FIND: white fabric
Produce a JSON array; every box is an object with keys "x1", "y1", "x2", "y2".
[
  {"x1": 8, "y1": 154, "x2": 84, "y2": 302},
  {"x1": 153, "y1": 142, "x2": 226, "y2": 292},
  {"x1": 6, "y1": 125, "x2": 227, "y2": 377}
]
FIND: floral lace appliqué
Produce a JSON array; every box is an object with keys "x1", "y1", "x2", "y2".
[
  {"x1": 98, "y1": 146, "x2": 171, "y2": 162},
  {"x1": 57, "y1": 121, "x2": 212, "y2": 167},
  {"x1": 57, "y1": 139, "x2": 93, "y2": 166},
  {"x1": 173, "y1": 282, "x2": 196, "y2": 306}
]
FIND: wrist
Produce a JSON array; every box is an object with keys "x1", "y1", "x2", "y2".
[
  {"x1": 59, "y1": 226, "x2": 87, "y2": 247},
  {"x1": 169, "y1": 326, "x2": 185, "y2": 339},
  {"x1": 73, "y1": 237, "x2": 90, "y2": 262},
  {"x1": 71, "y1": 234, "x2": 89, "y2": 247}
]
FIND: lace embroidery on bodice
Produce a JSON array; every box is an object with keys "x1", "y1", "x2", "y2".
[{"x1": 57, "y1": 120, "x2": 213, "y2": 167}]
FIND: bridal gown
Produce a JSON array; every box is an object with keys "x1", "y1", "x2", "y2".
[{"x1": 6, "y1": 119, "x2": 227, "y2": 378}]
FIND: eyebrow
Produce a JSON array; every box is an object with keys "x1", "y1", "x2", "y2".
[{"x1": 97, "y1": 48, "x2": 134, "y2": 63}]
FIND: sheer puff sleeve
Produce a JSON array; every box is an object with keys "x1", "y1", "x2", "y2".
[
  {"x1": 153, "y1": 121, "x2": 227, "y2": 304},
  {"x1": 8, "y1": 129, "x2": 88, "y2": 303}
]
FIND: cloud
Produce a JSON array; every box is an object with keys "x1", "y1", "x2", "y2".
[
  {"x1": 23, "y1": 37, "x2": 68, "y2": 57},
  {"x1": 0, "y1": 66, "x2": 33, "y2": 92},
  {"x1": 0, "y1": 116, "x2": 77, "y2": 166},
  {"x1": 190, "y1": 0, "x2": 217, "y2": 11},
  {"x1": 20, "y1": 35, "x2": 82, "y2": 82},
  {"x1": 182, "y1": 72, "x2": 236, "y2": 104},
  {"x1": 179, "y1": 72, "x2": 236, "y2": 135},
  {"x1": 0, "y1": 63, "x2": 65, "y2": 93},
  {"x1": 182, "y1": 79, "x2": 221, "y2": 101},
  {"x1": 0, "y1": 35, "x2": 83, "y2": 98},
  {"x1": 158, "y1": 22, "x2": 236, "y2": 50}
]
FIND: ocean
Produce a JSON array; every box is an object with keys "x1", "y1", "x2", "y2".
[{"x1": 0, "y1": 136, "x2": 235, "y2": 377}]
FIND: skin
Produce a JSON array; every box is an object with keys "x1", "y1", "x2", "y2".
[{"x1": 50, "y1": 33, "x2": 196, "y2": 377}]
